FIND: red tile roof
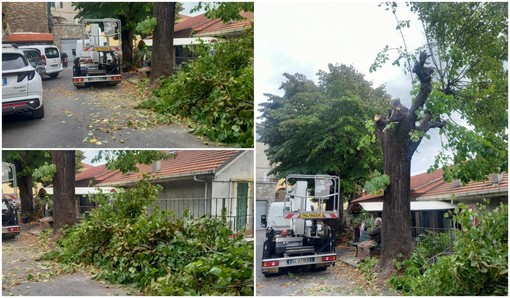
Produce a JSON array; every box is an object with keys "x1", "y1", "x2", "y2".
[
  {"x1": 75, "y1": 164, "x2": 115, "y2": 185},
  {"x1": 352, "y1": 169, "x2": 508, "y2": 203},
  {"x1": 194, "y1": 11, "x2": 253, "y2": 37},
  {"x1": 174, "y1": 14, "x2": 211, "y2": 34},
  {"x1": 418, "y1": 173, "x2": 508, "y2": 201},
  {"x1": 97, "y1": 150, "x2": 241, "y2": 186},
  {"x1": 3, "y1": 33, "x2": 53, "y2": 43},
  {"x1": 174, "y1": 11, "x2": 253, "y2": 37}
]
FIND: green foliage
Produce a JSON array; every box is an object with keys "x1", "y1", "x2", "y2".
[
  {"x1": 358, "y1": 257, "x2": 379, "y2": 282},
  {"x1": 192, "y1": 2, "x2": 254, "y2": 22},
  {"x1": 32, "y1": 162, "x2": 56, "y2": 183},
  {"x1": 92, "y1": 150, "x2": 175, "y2": 174},
  {"x1": 72, "y1": 2, "x2": 153, "y2": 31},
  {"x1": 389, "y1": 202, "x2": 508, "y2": 295},
  {"x1": 47, "y1": 179, "x2": 253, "y2": 295},
  {"x1": 363, "y1": 172, "x2": 390, "y2": 195},
  {"x1": 143, "y1": 29, "x2": 254, "y2": 147},
  {"x1": 259, "y1": 65, "x2": 391, "y2": 195},
  {"x1": 135, "y1": 16, "x2": 157, "y2": 36},
  {"x1": 3, "y1": 151, "x2": 51, "y2": 178},
  {"x1": 373, "y1": 2, "x2": 508, "y2": 182}
]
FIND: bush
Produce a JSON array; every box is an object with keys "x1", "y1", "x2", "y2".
[
  {"x1": 143, "y1": 28, "x2": 254, "y2": 147},
  {"x1": 47, "y1": 179, "x2": 254, "y2": 295},
  {"x1": 389, "y1": 202, "x2": 508, "y2": 295}
]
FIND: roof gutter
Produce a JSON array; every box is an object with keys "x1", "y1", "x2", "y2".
[
  {"x1": 417, "y1": 187, "x2": 507, "y2": 201},
  {"x1": 98, "y1": 170, "x2": 215, "y2": 187}
]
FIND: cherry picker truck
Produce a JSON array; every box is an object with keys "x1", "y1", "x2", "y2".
[
  {"x1": 262, "y1": 174, "x2": 341, "y2": 276},
  {"x1": 72, "y1": 18, "x2": 122, "y2": 88}
]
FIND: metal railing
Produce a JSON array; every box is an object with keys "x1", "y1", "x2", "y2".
[
  {"x1": 411, "y1": 226, "x2": 457, "y2": 239},
  {"x1": 156, "y1": 197, "x2": 254, "y2": 233},
  {"x1": 75, "y1": 196, "x2": 253, "y2": 233},
  {"x1": 412, "y1": 226, "x2": 457, "y2": 251}
]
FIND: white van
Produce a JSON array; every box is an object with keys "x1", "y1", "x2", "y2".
[{"x1": 18, "y1": 45, "x2": 63, "y2": 78}]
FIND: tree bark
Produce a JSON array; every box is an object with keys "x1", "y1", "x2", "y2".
[
  {"x1": 52, "y1": 151, "x2": 77, "y2": 234},
  {"x1": 373, "y1": 51, "x2": 435, "y2": 276},
  {"x1": 150, "y1": 2, "x2": 176, "y2": 83},
  {"x1": 377, "y1": 128, "x2": 413, "y2": 277},
  {"x1": 121, "y1": 28, "x2": 133, "y2": 67},
  {"x1": 13, "y1": 160, "x2": 35, "y2": 220}
]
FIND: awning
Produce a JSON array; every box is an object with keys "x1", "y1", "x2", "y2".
[
  {"x1": 359, "y1": 201, "x2": 456, "y2": 212},
  {"x1": 44, "y1": 187, "x2": 118, "y2": 195},
  {"x1": 3, "y1": 32, "x2": 54, "y2": 43},
  {"x1": 142, "y1": 37, "x2": 217, "y2": 47}
]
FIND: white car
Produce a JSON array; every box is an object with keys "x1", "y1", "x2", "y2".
[
  {"x1": 2, "y1": 45, "x2": 44, "y2": 119},
  {"x1": 19, "y1": 45, "x2": 63, "y2": 78}
]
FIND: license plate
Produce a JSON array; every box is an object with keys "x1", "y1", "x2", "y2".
[
  {"x1": 287, "y1": 257, "x2": 314, "y2": 265},
  {"x1": 51, "y1": 64, "x2": 58, "y2": 67},
  {"x1": 2, "y1": 78, "x2": 6, "y2": 86},
  {"x1": 89, "y1": 77, "x2": 105, "y2": 81}
]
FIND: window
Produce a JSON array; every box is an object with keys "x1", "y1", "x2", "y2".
[
  {"x1": 51, "y1": 2, "x2": 63, "y2": 9},
  {"x1": 45, "y1": 48, "x2": 59, "y2": 59},
  {"x1": 2, "y1": 53, "x2": 28, "y2": 70}
]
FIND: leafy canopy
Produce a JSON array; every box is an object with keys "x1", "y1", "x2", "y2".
[
  {"x1": 371, "y1": 2, "x2": 508, "y2": 183},
  {"x1": 259, "y1": 64, "x2": 392, "y2": 194},
  {"x1": 92, "y1": 150, "x2": 175, "y2": 174}
]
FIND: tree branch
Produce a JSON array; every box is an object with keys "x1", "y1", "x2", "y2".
[{"x1": 410, "y1": 51, "x2": 434, "y2": 119}]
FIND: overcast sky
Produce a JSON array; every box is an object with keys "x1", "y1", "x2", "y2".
[{"x1": 255, "y1": 1, "x2": 443, "y2": 175}]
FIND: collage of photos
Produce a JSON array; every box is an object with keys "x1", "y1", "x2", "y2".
[{"x1": 2, "y1": 1, "x2": 508, "y2": 297}]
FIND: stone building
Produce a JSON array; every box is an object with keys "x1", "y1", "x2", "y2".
[
  {"x1": 50, "y1": 2, "x2": 79, "y2": 24},
  {"x1": 2, "y1": 2, "x2": 49, "y2": 33},
  {"x1": 256, "y1": 141, "x2": 278, "y2": 228}
]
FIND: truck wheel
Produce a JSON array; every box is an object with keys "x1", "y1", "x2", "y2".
[{"x1": 32, "y1": 106, "x2": 44, "y2": 119}]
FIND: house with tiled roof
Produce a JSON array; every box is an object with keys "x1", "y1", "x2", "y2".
[
  {"x1": 351, "y1": 170, "x2": 508, "y2": 233},
  {"x1": 95, "y1": 150, "x2": 254, "y2": 232},
  {"x1": 174, "y1": 11, "x2": 253, "y2": 38},
  {"x1": 75, "y1": 164, "x2": 116, "y2": 187},
  {"x1": 142, "y1": 11, "x2": 253, "y2": 68}
]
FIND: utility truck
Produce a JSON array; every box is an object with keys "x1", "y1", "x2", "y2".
[
  {"x1": 2, "y1": 162, "x2": 20, "y2": 239},
  {"x1": 72, "y1": 18, "x2": 122, "y2": 88},
  {"x1": 262, "y1": 174, "x2": 341, "y2": 276}
]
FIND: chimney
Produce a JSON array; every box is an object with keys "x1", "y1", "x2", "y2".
[
  {"x1": 490, "y1": 173, "x2": 503, "y2": 185},
  {"x1": 152, "y1": 160, "x2": 161, "y2": 173}
]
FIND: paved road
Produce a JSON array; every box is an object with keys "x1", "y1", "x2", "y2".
[
  {"x1": 2, "y1": 226, "x2": 135, "y2": 296},
  {"x1": 3, "y1": 68, "x2": 217, "y2": 148},
  {"x1": 255, "y1": 228, "x2": 399, "y2": 296}
]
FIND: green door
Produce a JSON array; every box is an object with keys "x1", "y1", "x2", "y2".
[{"x1": 236, "y1": 183, "x2": 248, "y2": 230}]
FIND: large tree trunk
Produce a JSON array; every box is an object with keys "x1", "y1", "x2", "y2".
[
  {"x1": 373, "y1": 51, "x2": 440, "y2": 277},
  {"x1": 52, "y1": 151, "x2": 77, "y2": 234},
  {"x1": 121, "y1": 29, "x2": 133, "y2": 67},
  {"x1": 377, "y1": 129, "x2": 413, "y2": 277},
  {"x1": 13, "y1": 160, "x2": 35, "y2": 221},
  {"x1": 150, "y1": 2, "x2": 175, "y2": 83}
]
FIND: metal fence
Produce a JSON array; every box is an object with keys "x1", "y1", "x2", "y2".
[
  {"x1": 412, "y1": 226, "x2": 457, "y2": 251},
  {"x1": 156, "y1": 197, "x2": 254, "y2": 233},
  {"x1": 411, "y1": 226, "x2": 457, "y2": 239}
]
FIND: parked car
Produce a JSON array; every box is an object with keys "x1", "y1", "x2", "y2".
[
  {"x1": 2, "y1": 198, "x2": 20, "y2": 240},
  {"x1": 20, "y1": 48, "x2": 46, "y2": 77},
  {"x1": 2, "y1": 45, "x2": 45, "y2": 119},
  {"x1": 19, "y1": 45, "x2": 63, "y2": 78}
]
